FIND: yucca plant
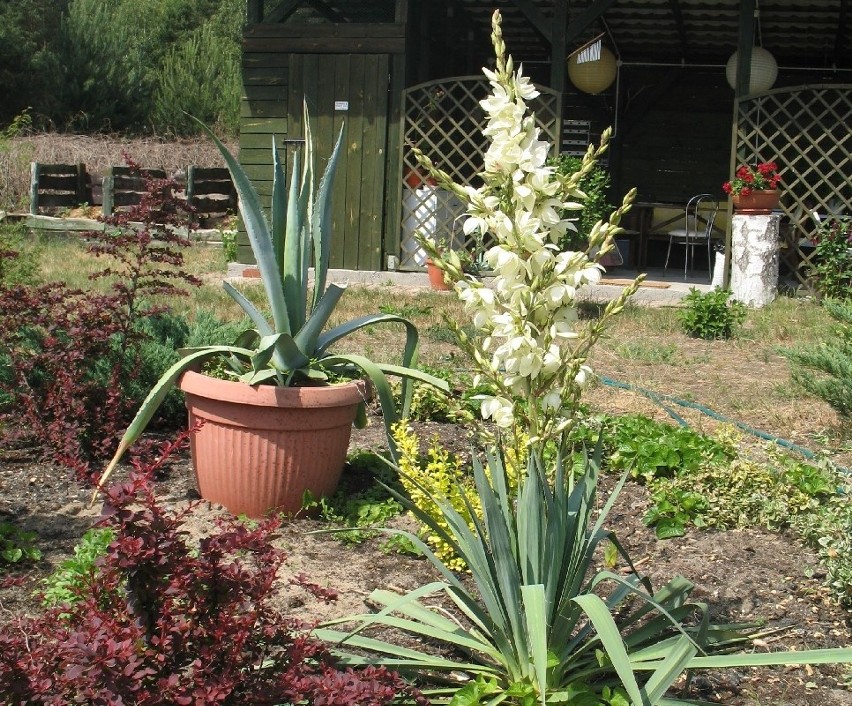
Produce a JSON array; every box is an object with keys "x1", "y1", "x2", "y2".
[
  {"x1": 316, "y1": 447, "x2": 852, "y2": 705},
  {"x1": 97, "y1": 105, "x2": 447, "y2": 491}
]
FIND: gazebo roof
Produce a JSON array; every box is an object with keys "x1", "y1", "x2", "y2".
[{"x1": 279, "y1": 0, "x2": 849, "y2": 71}]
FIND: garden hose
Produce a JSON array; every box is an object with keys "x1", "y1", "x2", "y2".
[{"x1": 598, "y1": 374, "x2": 851, "y2": 478}]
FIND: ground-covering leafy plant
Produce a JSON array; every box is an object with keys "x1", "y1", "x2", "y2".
[
  {"x1": 0, "y1": 433, "x2": 427, "y2": 705},
  {"x1": 0, "y1": 165, "x2": 201, "y2": 469},
  {"x1": 99, "y1": 106, "x2": 447, "y2": 490},
  {"x1": 0, "y1": 522, "x2": 41, "y2": 567},
  {"x1": 782, "y1": 298, "x2": 852, "y2": 422},
  {"x1": 808, "y1": 215, "x2": 852, "y2": 300},
  {"x1": 303, "y1": 450, "x2": 406, "y2": 547},
  {"x1": 317, "y1": 13, "x2": 852, "y2": 705},
  {"x1": 40, "y1": 527, "x2": 115, "y2": 608},
  {"x1": 573, "y1": 413, "x2": 734, "y2": 482},
  {"x1": 679, "y1": 287, "x2": 746, "y2": 339}
]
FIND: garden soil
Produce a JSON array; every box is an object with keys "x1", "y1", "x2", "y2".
[{"x1": 1, "y1": 418, "x2": 850, "y2": 706}]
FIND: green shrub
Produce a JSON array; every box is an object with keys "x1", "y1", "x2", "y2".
[
  {"x1": 781, "y1": 298, "x2": 852, "y2": 422},
  {"x1": 809, "y1": 215, "x2": 852, "y2": 300},
  {"x1": 550, "y1": 153, "x2": 613, "y2": 251},
  {"x1": 679, "y1": 287, "x2": 746, "y2": 339}
]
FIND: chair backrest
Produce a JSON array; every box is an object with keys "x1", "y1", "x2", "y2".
[{"x1": 685, "y1": 193, "x2": 719, "y2": 238}]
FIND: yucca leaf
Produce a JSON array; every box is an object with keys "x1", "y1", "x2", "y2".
[
  {"x1": 641, "y1": 635, "x2": 698, "y2": 704},
  {"x1": 684, "y1": 647, "x2": 852, "y2": 669},
  {"x1": 520, "y1": 584, "x2": 549, "y2": 705},
  {"x1": 573, "y1": 593, "x2": 647, "y2": 706}
]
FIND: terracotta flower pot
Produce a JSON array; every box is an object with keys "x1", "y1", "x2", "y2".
[
  {"x1": 178, "y1": 370, "x2": 366, "y2": 518},
  {"x1": 732, "y1": 189, "x2": 781, "y2": 214},
  {"x1": 426, "y1": 258, "x2": 451, "y2": 290}
]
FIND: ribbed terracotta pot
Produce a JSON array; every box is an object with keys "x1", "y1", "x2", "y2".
[
  {"x1": 732, "y1": 189, "x2": 781, "y2": 214},
  {"x1": 178, "y1": 370, "x2": 366, "y2": 518},
  {"x1": 426, "y1": 258, "x2": 451, "y2": 290}
]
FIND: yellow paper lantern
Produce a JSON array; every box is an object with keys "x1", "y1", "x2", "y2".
[
  {"x1": 725, "y1": 47, "x2": 778, "y2": 93},
  {"x1": 568, "y1": 46, "x2": 617, "y2": 94}
]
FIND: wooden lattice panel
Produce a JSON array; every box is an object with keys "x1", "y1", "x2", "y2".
[
  {"x1": 736, "y1": 85, "x2": 852, "y2": 290},
  {"x1": 398, "y1": 76, "x2": 561, "y2": 270}
]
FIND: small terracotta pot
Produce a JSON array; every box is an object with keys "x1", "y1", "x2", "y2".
[
  {"x1": 426, "y1": 258, "x2": 451, "y2": 290},
  {"x1": 732, "y1": 189, "x2": 781, "y2": 214},
  {"x1": 178, "y1": 370, "x2": 366, "y2": 518}
]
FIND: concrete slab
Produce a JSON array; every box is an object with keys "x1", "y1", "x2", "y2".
[{"x1": 225, "y1": 263, "x2": 714, "y2": 307}]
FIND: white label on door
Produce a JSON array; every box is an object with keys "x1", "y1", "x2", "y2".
[{"x1": 334, "y1": 101, "x2": 349, "y2": 111}]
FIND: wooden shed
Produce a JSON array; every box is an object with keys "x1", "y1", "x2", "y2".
[{"x1": 240, "y1": 0, "x2": 851, "y2": 285}]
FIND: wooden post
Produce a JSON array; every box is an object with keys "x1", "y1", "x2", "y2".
[
  {"x1": 30, "y1": 162, "x2": 39, "y2": 214},
  {"x1": 186, "y1": 165, "x2": 197, "y2": 208},
  {"x1": 102, "y1": 169, "x2": 114, "y2": 216},
  {"x1": 76, "y1": 163, "x2": 88, "y2": 204}
]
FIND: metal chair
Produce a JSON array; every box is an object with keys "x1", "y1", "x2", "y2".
[{"x1": 664, "y1": 194, "x2": 720, "y2": 281}]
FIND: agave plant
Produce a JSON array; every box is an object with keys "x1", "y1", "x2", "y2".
[
  {"x1": 97, "y1": 105, "x2": 447, "y2": 490},
  {"x1": 315, "y1": 447, "x2": 852, "y2": 705}
]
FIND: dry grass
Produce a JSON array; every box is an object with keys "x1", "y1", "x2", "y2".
[{"x1": 0, "y1": 133, "x2": 237, "y2": 211}]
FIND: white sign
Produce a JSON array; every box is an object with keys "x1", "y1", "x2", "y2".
[{"x1": 334, "y1": 101, "x2": 349, "y2": 111}]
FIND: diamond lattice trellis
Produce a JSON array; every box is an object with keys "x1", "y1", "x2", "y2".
[
  {"x1": 397, "y1": 77, "x2": 561, "y2": 270},
  {"x1": 736, "y1": 85, "x2": 852, "y2": 290}
]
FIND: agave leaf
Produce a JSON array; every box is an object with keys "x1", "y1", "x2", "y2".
[
  {"x1": 296, "y1": 283, "x2": 348, "y2": 355},
  {"x1": 242, "y1": 368, "x2": 283, "y2": 386},
  {"x1": 94, "y1": 345, "x2": 255, "y2": 501},
  {"x1": 222, "y1": 281, "x2": 273, "y2": 337},
  {"x1": 310, "y1": 122, "x2": 345, "y2": 311},
  {"x1": 317, "y1": 312, "x2": 422, "y2": 417},
  {"x1": 271, "y1": 135, "x2": 288, "y2": 270},
  {"x1": 280, "y1": 146, "x2": 305, "y2": 334},
  {"x1": 192, "y1": 117, "x2": 290, "y2": 336}
]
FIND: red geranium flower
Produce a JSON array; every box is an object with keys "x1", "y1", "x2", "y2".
[{"x1": 723, "y1": 161, "x2": 782, "y2": 196}]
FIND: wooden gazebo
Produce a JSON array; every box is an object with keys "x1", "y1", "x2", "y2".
[{"x1": 239, "y1": 0, "x2": 851, "y2": 285}]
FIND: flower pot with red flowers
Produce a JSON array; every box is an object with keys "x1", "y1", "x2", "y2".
[{"x1": 723, "y1": 161, "x2": 782, "y2": 214}]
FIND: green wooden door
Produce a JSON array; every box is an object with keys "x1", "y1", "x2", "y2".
[{"x1": 288, "y1": 53, "x2": 390, "y2": 271}]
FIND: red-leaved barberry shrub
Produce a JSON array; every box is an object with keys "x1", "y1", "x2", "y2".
[
  {"x1": 0, "y1": 431, "x2": 429, "y2": 705},
  {"x1": 0, "y1": 159, "x2": 201, "y2": 473}
]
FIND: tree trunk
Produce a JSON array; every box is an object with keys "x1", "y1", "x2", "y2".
[{"x1": 731, "y1": 214, "x2": 780, "y2": 308}]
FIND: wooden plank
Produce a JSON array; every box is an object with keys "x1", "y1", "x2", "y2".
[
  {"x1": 243, "y1": 36, "x2": 405, "y2": 54},
  {"x1": 245, "y1": 23, "x2": 405, "y2": 39},
  {"x1": 383, "y1": 52, "x2": 405, "y2": 268},
  {"x1": 36, "y1": 194, "x2": 80, "y2": 209},
  {"x1": 242, "y1": 86, "x2": 288, "y2": 101},
  {"x1": 359, "y1": 53, "x2": 388, "y2": 271},
  {"x1": 240, "y1": 134, "x2": 280, "y2": 151},
  {"x1": 33, "y1": 163, "x2": 81, "y2": 175},
  {"x1": 240, "y1": 117, "x2": 288, "y2": 134},
  {"x1": 236, "y1": 147, "x2": 281, "y2": 165},
  {"x1": 240, "y1": 100, "x2": 288, "y2": 118},
  {"x1": 190, "y1": 167, "x2": 230, "y2": 180},
  {"x1": 111, "y1": 167, "x2": 166, "y2": 178},
  {"x1": 243, "y1": 53, "x2": 291, "y2": 69},
  {"x1": 37, "y1": 174, "x2": 80, "y2": 190},
  {"x1": 192, "y1": 196, "x2": 234, "y2": 214},
  {"x1": 189, "y1": 182, "x2": 233, "y2": 196},
  {"x1": 337, "y1": 54, "x2": 360, "y2": 270}
]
